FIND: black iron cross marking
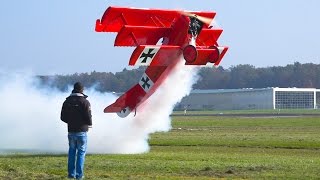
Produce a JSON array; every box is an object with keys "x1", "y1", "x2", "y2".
[
  {"x1": 140, "y1": 48, "x2": 155, "y2": 63},
  {"x1": 141, "y1": 76, "x2": 151, "y2": 90}
]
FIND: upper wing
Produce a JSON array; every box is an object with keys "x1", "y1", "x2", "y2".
[
  {"x1": 96, "y1": 6, "x2": 215, "y2": 32},
  {"x1": 96, "y1": 7, "x2": 179, "y2": 32}
]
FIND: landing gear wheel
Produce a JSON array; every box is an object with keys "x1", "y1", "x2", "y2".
[
  {"x1": 183, "y1": 45, "x2": 197, "y2": 63},
  {"x1": 116, "y1": 107, "x2": 131, "y2": 118},
  {"x1": 208, "y1": 46, "x2": 220, "y2": 63}
]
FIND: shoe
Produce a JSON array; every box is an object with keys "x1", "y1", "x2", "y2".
[{"x1": 76, "y1": 176, "x2": 84, "y2": 180}]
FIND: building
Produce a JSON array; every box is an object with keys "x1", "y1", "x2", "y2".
[{"x1": 176, "y1": 88, "x2": 320, "y2": 111}]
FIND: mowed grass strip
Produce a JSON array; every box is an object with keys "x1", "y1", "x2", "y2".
[
  {"x1": 1, "y1": 146, "x2": 319, "y2": 179},
  {"x1": 173, "y1": 109, "x2": 320, "y2": 115},
  {"x1": 0, "y1": 116, "x2": 319, "y2": 179},
  {"x1": 150, "y1": 116, "x2": 320, "y2": 149},
  {"x1": 84, "y1": 146, "x2": 320, "y2": 179}
]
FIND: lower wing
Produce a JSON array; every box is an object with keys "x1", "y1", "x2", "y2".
[{"x1": 104, "y1": 66, "x2": 168, "y2": 118}]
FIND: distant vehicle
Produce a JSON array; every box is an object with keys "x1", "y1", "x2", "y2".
[{"x1": 96, "y1": 6, "x2": 228, "y2": 118}]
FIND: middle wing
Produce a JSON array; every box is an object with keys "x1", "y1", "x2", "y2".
[
  {"x1": 104, "y1": 66, "x2": 169, "y2": 116},
  {"x1": 129, "y1": 45, "x2": 181, "y2": 66}
]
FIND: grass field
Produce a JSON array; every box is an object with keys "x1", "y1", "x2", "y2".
[{"x1": 1, "y1": 115, "x2": 320, "y2": 179}]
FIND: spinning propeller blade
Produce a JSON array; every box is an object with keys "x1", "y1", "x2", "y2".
[{"x1": 182, "y1": 12, "x2": 213, "y2": 25}]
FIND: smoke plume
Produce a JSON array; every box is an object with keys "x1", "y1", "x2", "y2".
[{"x1": 0, "y1": 58, "x2": 199, "y2": 154}]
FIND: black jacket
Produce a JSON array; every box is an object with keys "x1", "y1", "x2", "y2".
[{"x1": 60, "y1": 93, "x2": 92, "y2": 132}]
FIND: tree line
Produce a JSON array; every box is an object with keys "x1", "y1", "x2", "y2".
[{"x1": 38, "y1": 62, "x2": 320, "y2": 92}]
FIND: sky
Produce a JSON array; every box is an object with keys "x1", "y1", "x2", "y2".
[{"x1": 1, "y1": 0, "x2": 320, "y2": 75}]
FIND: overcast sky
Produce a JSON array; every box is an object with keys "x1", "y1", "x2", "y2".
[{"x1": 1, "y1": 0, "x2": 319, "y2": 75}]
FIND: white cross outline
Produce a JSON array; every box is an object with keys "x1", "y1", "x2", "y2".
[
  {"x1": 139, "y1": 73, "x2": 154, "y2": 92},
  {"x1": 137, "y1": 46, "x2": 160, "y2": 65}
]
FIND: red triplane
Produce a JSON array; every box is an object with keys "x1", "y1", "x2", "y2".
[{"x1": 96, "y1": 6, "x2": 228, "y2": 118}]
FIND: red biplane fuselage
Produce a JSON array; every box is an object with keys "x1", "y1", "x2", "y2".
[{"x1": 96, "y1": 6, "x2": 228, "y2": 117}]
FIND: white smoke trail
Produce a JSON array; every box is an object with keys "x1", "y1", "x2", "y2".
[
  {"x1": 0, "y1": 58, "x2": 199, "y2": 154},
  {"x1": 0, "y1": 71, "x2": 68, "y2": 153},
  {"x1": 88, "y1": 56, "x2": 200, "y2": 154}
]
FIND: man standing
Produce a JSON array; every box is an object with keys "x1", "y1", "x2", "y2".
[{"x1": 61, "y1": 82, "x2": 92, "y2": 179}]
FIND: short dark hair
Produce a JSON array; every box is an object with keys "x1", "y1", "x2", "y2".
[{"x1": 73, "y1": 82, "x2": 84, "y2": 92}]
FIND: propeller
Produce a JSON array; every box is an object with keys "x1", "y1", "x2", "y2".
[{"x1": 181, "y1": 11, "x2": 213, "y2": 25}]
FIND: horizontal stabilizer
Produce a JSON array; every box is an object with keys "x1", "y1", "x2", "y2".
[{"x1": 115, "y1": 26, "x2": 171, "y2": 46}]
